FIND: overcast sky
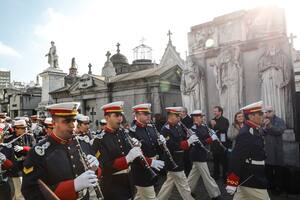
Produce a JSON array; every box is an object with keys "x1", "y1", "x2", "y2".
[{"x1": 0, "y1": 0, "x2": 299, "y2": 83}]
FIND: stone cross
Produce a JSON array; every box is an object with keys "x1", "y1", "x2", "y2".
[
  {"x1": 140, "y1": 37, "x2": 146, "y2": 44},
  {"x1": 167, "y1": 30, "x2": 172, "y2": 42},
  {"x1": 106, "y1": 51, "x2": 111, "y2": 62},
  {"x1": 88, "y1": 63, "x2": 92, "y2": 74},
  {"x1": 116, "y1": 43, "x2": 120, "y2": 53},
  {"x1": 289, "y1": 33, "x2": 297, "y2": 47}
]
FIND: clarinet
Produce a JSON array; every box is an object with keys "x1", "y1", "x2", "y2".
[
  {"x1": 179, "y1": 122, "x2": 210, "y2": 153},
  {"x1": 74, "y1": 136, "x2": 104, "y2": 200},
  {"x1": 123, "y1": 130, "x2": 158, "y2": 180},
  {"x1": 202, "y1": 124, "x2": 227, "y2": 151},
  {"x1": 149, "y1": 121, "x2": 178, "y2": 170},
  {"x1": 0, "y1": 154, "x2": 3, "y2": 182}
]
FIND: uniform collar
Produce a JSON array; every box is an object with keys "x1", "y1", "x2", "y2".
[
  {"x1": 104, "y1": 126, "x2": 116, "y2": 134},
  {"x1": 167, "y1": 121, "x2": 177, "y2": 127},
  {"x1": 50, "y1": 132, "x2": 71, "y2": 145},
  {"x1": 135, "y1": 120, "x2": 146, "y2": 128},
  {"x1": 245, "y1": 120, "x2": 260, "y2": 129}
]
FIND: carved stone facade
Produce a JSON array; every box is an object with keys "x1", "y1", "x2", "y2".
[{"x1": 186, "y1": 6, "x2": 295, "y2": 129}]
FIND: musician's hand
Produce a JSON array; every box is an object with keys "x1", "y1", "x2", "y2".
[
  {"x1": 0, "y1": 152, "x2": 6, "y2": 162},
  {"x1": 125, "y1": 147, "x2": 142, "y2": 163},
  {"x1": 211, "y1": 134, "x2": 218, "y2": 141},
  {"x1": 187, "y1": 135, "x2": 199, "y2": 145},
  {"x1": 151, "y1": 160, "x2": 165, "y2": 171},
  {"x1": 86, "y1": 154, "x2": 99, "y2": 171},
  {"x1": 74, "y1": 170, "x2": 98, "y2": 192},
  {"x1": 131, "y1": 138, "x2": 141, "y2": 147},
  {"x1": 226, "y1": 185, "x2": 237, "y2": 195},
  {"x1": 14, "y1": 145, "x2": 23, "y2": 152},
  {"x1": 159, "y1": 135, "x2": 166, "y2": 144}
]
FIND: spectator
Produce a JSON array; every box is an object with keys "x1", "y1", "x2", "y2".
[
  {"x1": 209, "y1": 106, "x2": 230, "y2": 182},
  {"x1": 228, "y1": 111, "x2": 244, "y2": 149},
  {"x1": 263, "y1": 106, "x2": 286, "y2": 195}
]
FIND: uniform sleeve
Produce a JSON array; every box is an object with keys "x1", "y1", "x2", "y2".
[{"x1": 21, "y1": 149, "x2": 77, "y2": 200}]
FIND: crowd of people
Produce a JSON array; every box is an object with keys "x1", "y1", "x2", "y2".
[{"x1": 0, "y1": 100, "x2": 286, "y2": 200}]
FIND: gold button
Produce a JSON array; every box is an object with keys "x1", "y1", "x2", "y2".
[
  {"x1": 73, "y1": 164, "x2": 76, "y2": 168},
  {"x1": 118, "y1": 139, "x2": 121, "y2": 142},
  {"x1": 68, "y1": 147, "x2": 71, "y2": 150},
  {"x1": 70, "y1": 155, "x2": 74, "y2": 159},
  {"x1": 120, "y1": 145, "x2": 123, "y2": 148}
]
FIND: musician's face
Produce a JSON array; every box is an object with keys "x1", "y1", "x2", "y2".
[
  {"x1": 168, "y1": 113, "x2": 180, "y2": 124},
  {"x1": 249, "y1": 112, "x2": 263, "y2": 125},
  {"x1": 106, "y1": 113, "x2": 122, "y2": 130},
  {"x1": 193, "y1": 115, "x2": 204, "y2": 125},
  {"x1": 136, "y1": 112, "x2": 151, "y2": 124},
  {"x1": 77, "y1": 121, "x2": 89, "y2": 133},
  {"x1": 15, "y1": 126, "x2": 26, "y2": 136},
  {"x1": 53, "y1": 117, "x2": 76, "y2": 139}
]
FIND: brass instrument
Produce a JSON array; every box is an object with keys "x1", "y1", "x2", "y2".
[
  {"x1": 202, "y1": 123, "x2": 227, "y2": 151},
  {"x1": 123, "y1": 130, "x2": 157, "y2": 180},
  {"x1": 149, "y1": 121, "x2": 178, "y2": 170},
  {"x1": 179, "y1": 122, "x2": 210, "y2": 153},
  {"x1": 74, "y1": 136, "x2": 104, "y2": 200}
]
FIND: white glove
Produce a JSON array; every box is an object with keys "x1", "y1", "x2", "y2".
[
  {"x1": 131, "y1": 137, "x2": 141, "y2": 147},
  {"x1": 14, "y1": 145, "x2": 23, "y2": 152},
  {"x1": 226, "y1": 185, "x2": 237, "y2": 195},
  {"x1": 151, "y1": 160, "x2": 165, "y2": 171},
  {"x1": 0, "y1": 152, "x2": 6, "y2": 162},
  {"x1": 86, "y1": 154, "x2": 99, "y2": 171},
  {"x1": 74, "y1": 170, "x2": 98, "y2": 192},
  {"x1": 159, "y1": 135, "x2": 166, "y2": 144},
  {"x1": 211, "y1": 134, "x2": 218, "y2": 141},
  {"x1": 187, "y1": 135, "x2": 199, "y2": 145},
  {"x1": 125, "y1": 147, "x2": 143, "y2": 163}
]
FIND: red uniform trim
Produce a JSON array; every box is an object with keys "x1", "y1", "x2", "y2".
[
  {"x1": 23, "y1": 146, "x2": 31, "y2": 152},
  {"x1": 205, "y1": 137, "x2": 213, "y2": 144},
  {"x1": 54, "y1": 179, "x2": 77, "y2": 200},
  {"x1": 96, "y1": 167, "x2": 102, "y2": 178},
  {"x1": 145, "y1": 157, "x2": 153, "y2": 165},
  {"x1": 245, "y1": 120, "x2": 260, "y2": 129},
  {"x1": 226, "y1": 172, "x2": 240, "y2": 187},
  {"x1": 2, "y1": 159, "x2": 13, "y2": 169},
  {"x1": 112, "y1": 156, "x2": 129, "y2": 170},
  {"x1": 180, "y1": 140, "x2": 189, "y2": 150}
]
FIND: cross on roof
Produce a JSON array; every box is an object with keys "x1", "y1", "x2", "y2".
[
  {"x1": 167, "y1": 30, "x2": 172, "y2": 42},
  {"x1": 116, "y1": 43, "x2": 120, "y2": 53},
  {"x1": 106, "y1": 51, "x2": 111, "y2": 62},
  {"x1": 140, "y1": 37, "x2": 146, "y2": 44},
  {"x1": 88, "y1": 63, "x2": 92, "y2": 74}
]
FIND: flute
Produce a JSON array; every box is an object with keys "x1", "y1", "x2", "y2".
[
  {"x1": 74, "y1": 136, "x2": 104, "y2": 200},
  {"x1": 149, "y1": 121, "x2": 178, "y2": 170}
]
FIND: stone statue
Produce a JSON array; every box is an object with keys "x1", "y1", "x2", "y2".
[
  {"x1": 45, "y1": 41, "x2": 58, "y2": 68},
  {"x1": 258, "y1": 43, "x2": 291, "y2": 124},
  {"x1": 213, "y1": 46, "x2": 243, "y2": 123},
  {"x1": 180, "y1": 56, "x2": 206, "y2": 114}
]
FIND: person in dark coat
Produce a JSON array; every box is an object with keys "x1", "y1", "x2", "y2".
[
  {"x1": 263, "y1": 106, "x2": 286, "y2": 195},
  {"x1": 209, "y1": 106, "x2": 230, "y2": 182}
]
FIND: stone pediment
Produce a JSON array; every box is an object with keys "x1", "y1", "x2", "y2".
[
  {"x1": 160, "y1": 42, "x2": 184, "y2": 69},
  {"x1": 69, "y1": 74, "x2": 107, "y2": 95},
  {"x1": 159, "y1": 65, "x2": 182, "y2": 85}
]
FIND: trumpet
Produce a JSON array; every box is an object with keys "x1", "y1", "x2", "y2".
[
  {"x1": 74, "y1": 136, "x2": 104, "y2": 200},
  {"x1": 149, "y1": 121, "x2": 178, "y2": 170},
  {"x1": 123, "y1": 131, "x2": 158, "y2": 181},
  {"x1": 202, "y1": 123, "x2": 227, "y2": 151},
  {"x1": 179, "y1": 122, "x2": 210, "y2": 153}
]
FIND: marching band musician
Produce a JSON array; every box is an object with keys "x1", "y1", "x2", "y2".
[
  {"x1": 93, "y1": 101, "x2": 146, "y2": 200},
  {"x1": 129, "y1": 103, "x2": 165, "y2": 200},
  {"x1": 44, "y1": 117, "x2": 54, "y2": 136},
  {"x1": 226, "y1": 101, "x2": 270, "y2": 199},
  {"x1": 5, "y1": 119, "x2": 35, "y2": 200},
  {"x1": 0, "y1": 141, "x2": 14, "y2": 199},
  {"x1": 187, "y1": 110, "x2": 221, "y2": 200},
  {"x1": 157, "y1": 107, "x2": 196, "y2": 200},
  {"x1": 21, "y1": 102, "x2": 101, "y2": 200}
]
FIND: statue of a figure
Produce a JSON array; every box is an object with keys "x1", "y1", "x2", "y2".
[
  {"x1": 180, "y1": 56, "x2": 206, "y2": 114},
  {"x1": 45, "y1": 41, "x2": 59, "y2": 68},
  {"x1": 258, "y1": 43, "x2": 291, "y2": 124},
  {"x1": 214, "y1": 47, "x2": 243, "y2": 123}
]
